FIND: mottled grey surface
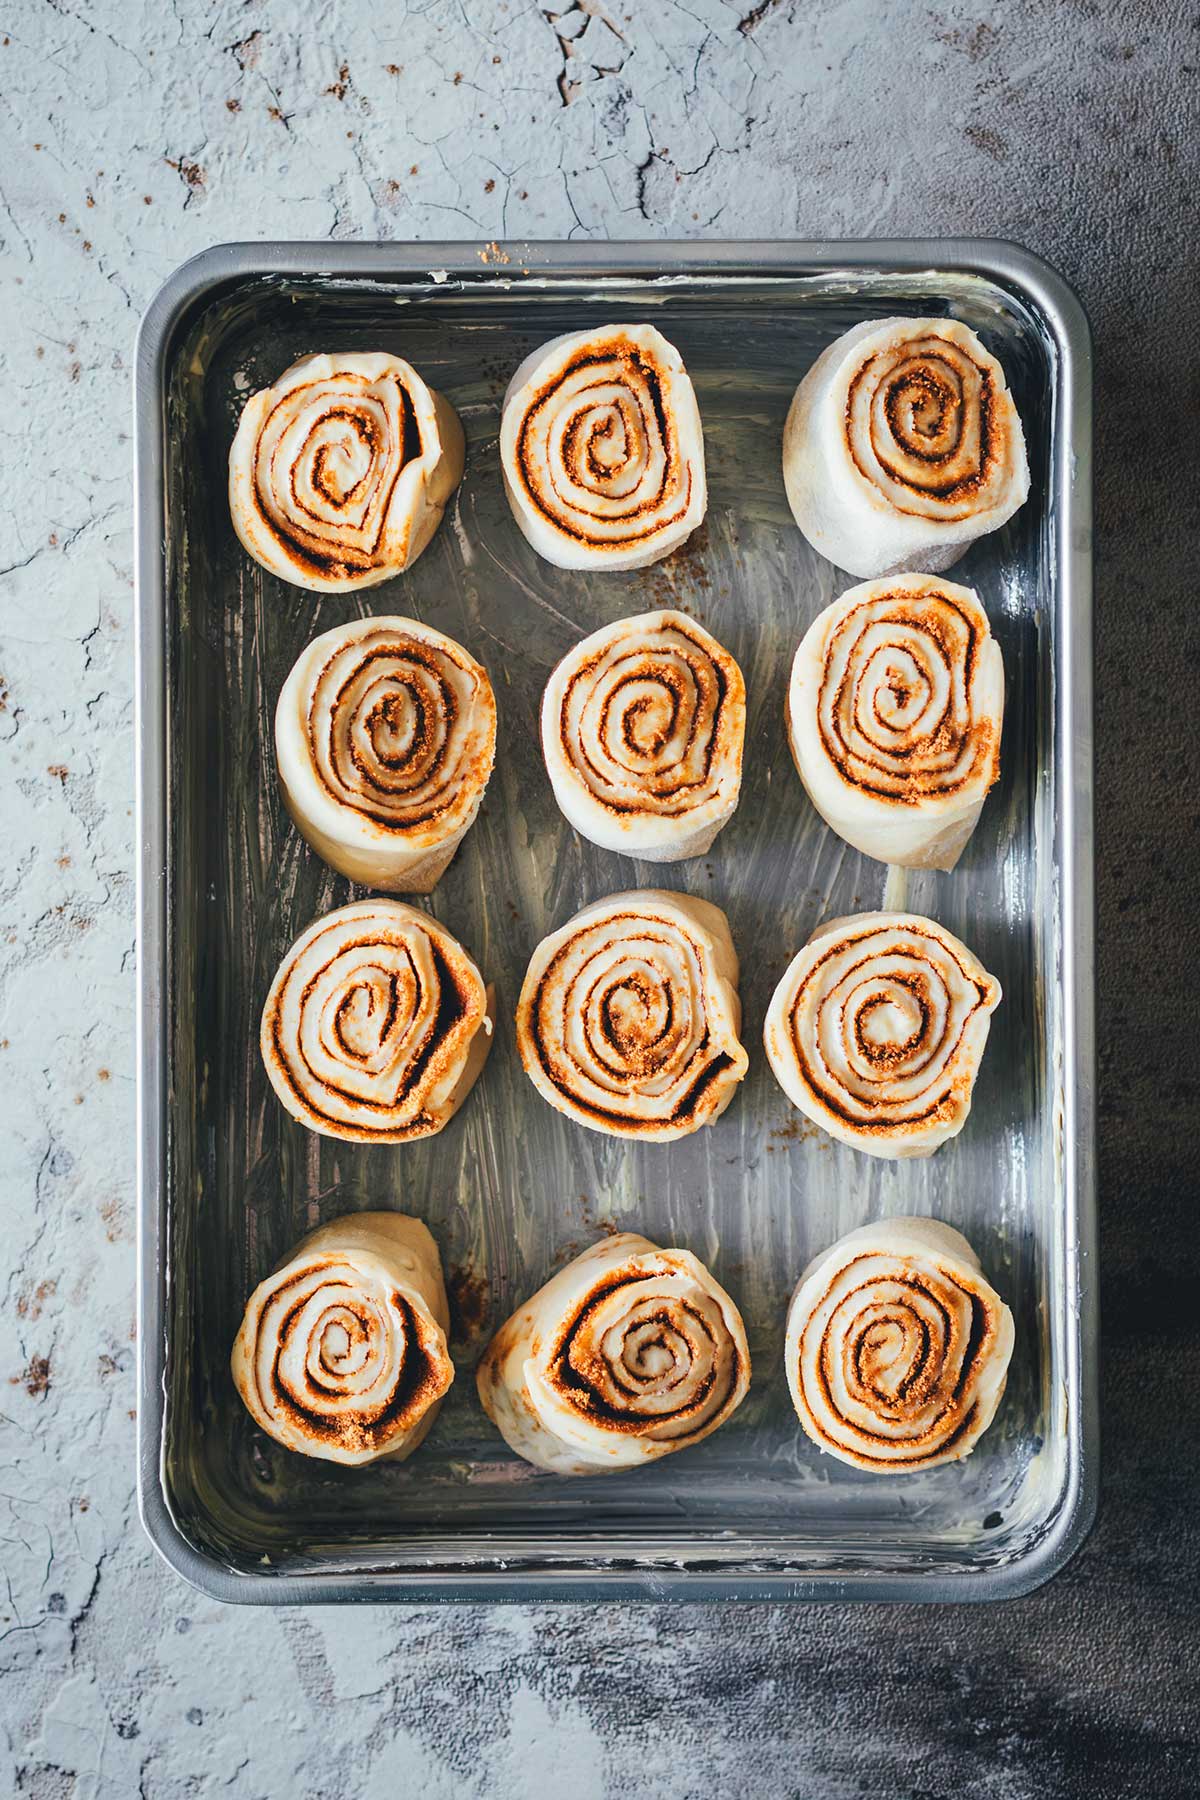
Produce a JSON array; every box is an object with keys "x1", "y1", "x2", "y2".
[{"x1": 1, "y1": 1, "x2": 1196, "y2": 1796}]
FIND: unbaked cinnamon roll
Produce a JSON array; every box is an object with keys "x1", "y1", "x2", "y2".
[
  {"x1": 786, "y1": 1217, "x2": 1014, "y2": 1473},
  {"x1": 516, "y1": 890, "x2": 748, "y2": 1140},
  {"x1": 542, "y1": 610, "x2": 745, "y2": 862},
  {"x1": 477, "y1": 1233, "x2": 750, "y2": 1474},
  {"x1": 275, "y1": 616, "x2": 496, "y2": 893},
  {"x1": 231, "y1": 1213, "x2": 454, "y2": 1465},
  {"x1": 229, "y1": 352, "x2": 464, "y2": 591},
  {"x1": 499, "y1": 324, "x2": 706, "y2": 571},
  {"x1": 763, "y1": 911, "x2": 1000, "y2": 1158},
  {"x1": 783, "y1": 318, "x2": 1029, "y2": 578},
  {"x1": 261, "y1": 900, "x2": 493, "y2": 1143},
  {"x1": 787, "y1": 574, "x2": 1004, "y2": 869}
]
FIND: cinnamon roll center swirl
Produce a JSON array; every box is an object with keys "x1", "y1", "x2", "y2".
[
  {"x1": 830, "y1": 1280, "x2": 959, "y2": 1416},
  {"x1": 571, "y1": 642, "x2": 729, "y2": 814},
  {"x1": 795, "y1": 931, "x2": 990, "y2": 1131},
  {"x1": 595, "y1": 965, "x2": 677, "y2": 1071},
  {"x1": 550, "y1": 1273, "x2": 737, "y2": 1438},
  {"x1": 518, "y1": 896, "x2": 746, "y2": 1137},
  {"x1": 256, "y1": 374, "x2": 422, "y2": 576},
  {"x1": 847, "y1": 336, "x2": 1000, "y2": 517},
  {"x1": 305, "y1": 630, "x2": 493, "y2": 836},
  {"x1": 305, "y1": 935, "x2": 446, "y2": 1097},
  {"x1": 542, "y1": 924, "x2": 706, "y2": 1098},
  {"x1": 259, "y1": 1263, "x2": 441, "y2": 1450},
  {"x1": 263, "y1": 906, "x2": 487, "y2": 1140},
  {"x1": 518, "y1": 343, "x2": 689, "y2": 541},
  {"x1": 806, "y1": 1257, "x2": 994, "y2": 1463},
  {"x1": 852, "y1": 976, "x2": 931, "y2": 1070},
  {"x1": 820, "y1": 591, "x2": 992, "y2": 802},
  {"x1": 542, "y1": 614, "x2": 744, "y2": 856}
]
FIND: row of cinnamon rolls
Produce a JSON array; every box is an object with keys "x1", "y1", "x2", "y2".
[
  {"x1": 261, "y1": 894, "x2": 1000, "y2": 1158},
  {"x1": 233, "y1": 1213, "x2": 1013, "y2": 1478},
  {"x1": 272, "y1": 575, "x2": 1005, "y2": 901},
  {"x1": 229, "y1": 318, "x2": 1028, "y2": 587}
]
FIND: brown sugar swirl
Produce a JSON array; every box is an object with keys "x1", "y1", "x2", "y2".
[
  {"x1": 845, "y1": 332, "x2": 1004, "y2": 516},
  {"x1": 499, "y1": 324, "x2": 707, "y2": 571},
  {"x1": 787, "y1": 573, "x2": 1004, "y2": 868},
  {"x1": 476, "y1": 1233, "x2": 751, "y2": 1473},
  {"x1": 785, "y1": 1218, "x2": 1014, "y2": 1472},
  {"x1": 231, "y1": 1214, "x2": 455, "y2": 1465},
  {"x1": 516, "y1": 890, "x2": 748, "y2": 1141},
  {"x1": 782, "y1": 317, "x2": 1029, "y2": 579},
  {"x1": 260, "y1": 900, "x2": 494, "y2": 1144},
  {"x1": 541, "y1": 610, "x2": 746, "y2": 862},
  {"x1": 763, "y1": 911, "x2": 1001, "y2": 1159},
  {"x1": 229, "y1": 352, "x2": 465, "y2": 593},
  {"x1": 275, "y1": 616, "x2": 496, "y2": 892}
]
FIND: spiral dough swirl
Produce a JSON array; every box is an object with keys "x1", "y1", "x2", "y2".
[
  {"x1": 516, "y1": 890, "x2": 748, "y2": 1141},
  {"x1": 276, "y1": 617, "x2": 496, "y2": 891},
  {"x1": 477, "y1": 1233, "x2": 751, "y2": 1474},
  {"x1": 764, "y1": 912, "x2": 1000, "y2": 1158},
  {"x1": 542, "y1": 610, "x2": 745, "y2": 861},
  {"x1": 231, "y1": 1214, "x2": 454, "y2": 1465},
  {"x1": 261, "y1": 900, "x2": 493, "y2": 1143},
  {"x1": 845, "y1": 331, "x2": 1006, "y2": 519},
  {"x1": 500, "y1": 325, "x2": 707, "y2": 571},
  {"x1": 787, "y1": 574, "x2": 1004, "y2": 869},
  {"x1": 782, "y1": 317, "x2": 1029, "y2": 580},
  {"x1": 229, "y1": 352, "x2": 465, "y2": 592},
  {"x1": 786, "y1": 1218, "x2": 1014, "y2": 1472}
]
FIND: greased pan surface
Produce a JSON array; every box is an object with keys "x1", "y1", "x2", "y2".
[{"x1": 135, "y1": 241, "x2": 1095, "y2": 1602}]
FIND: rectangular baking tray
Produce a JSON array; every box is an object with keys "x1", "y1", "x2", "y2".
[{"x1": 135, "y1": 239, "x2": 1096, "y2": 1603}]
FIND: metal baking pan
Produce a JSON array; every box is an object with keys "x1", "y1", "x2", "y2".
[{"x1": 135, "y1": 239, "x2": 1096, "y2": 1603}]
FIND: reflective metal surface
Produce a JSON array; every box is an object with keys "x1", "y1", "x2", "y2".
[{"x1": 135, "y1": 240, "x2": 1095, "y2": 1602}]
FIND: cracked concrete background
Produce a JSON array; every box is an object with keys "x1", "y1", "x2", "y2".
[{"x1": 1, "y1": 0, "x2": 1197, "y2": 1795}]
